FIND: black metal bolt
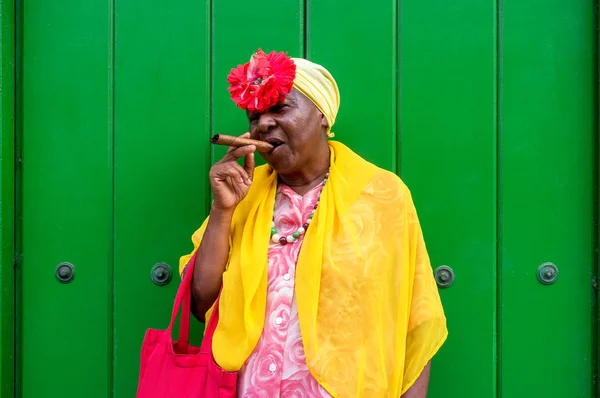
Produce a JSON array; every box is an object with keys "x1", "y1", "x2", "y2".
[
  {"x1": 55, "y1": 262, "x2": 75, "y2": 284},
  {"x1": 151, "y1": 263, "x2": 172, "y2": 286},
  {"x1": 537, "y1": 262, "x2": 558, "y2": 285},
  {"x1": 434, "y1": 265, "x2": 455, "y2": 288}
]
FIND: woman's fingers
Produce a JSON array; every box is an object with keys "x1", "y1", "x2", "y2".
[
  {"x1": 224, "y1": 133, "x2": 254, "y2": 157},
  {"x1": 222, "y1": 133, "x2": 256, "y2": 161},
  {"x1": 225, "y1": 144, "x2": 256, "y2": 161},
  {"x1": 210, "y1": 133, "x2": 255, "y2": 209},
  {"x1": 214, "y1": 162, "x2": 250, "y2": 186},
  {"x1": 244, "y1": 151, "x2": 255, "y2": 182},
  {"x1": 225, "y1": 132, "x2": 250, "y2": 151},
  {"x1": 231, "y1": 162, "x2": 251, "y2": 185},
  {"x1": 215, "y1": 133, "x2": 255, "y2": 185}
]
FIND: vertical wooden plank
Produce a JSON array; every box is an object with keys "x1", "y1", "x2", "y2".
[
  {"x1": 0, "y1": 0, "x2": 15, "y2": 396},
  {"x1": 400, "y1": 0, "x2": 497, "y2": 396},
  {"x1": 308, "y1": 0, "x2": 396, "y2": 171},
  {"x1": 20, "y1": 1, "x2": 111, "y2": 397},
  {"x1": 113, "y1": 0, "x2": 210, "y2": 396},
  {"x1": 212, "y1": 0, "x2": 304, "y2": 165},
  {"x1": 501, "y1": 0, "x2": 595, "y2": 395}
]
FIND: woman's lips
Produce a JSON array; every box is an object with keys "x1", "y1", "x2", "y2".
[{"x1": 268, "y1": 143, "x2": 285, "y2": 156}]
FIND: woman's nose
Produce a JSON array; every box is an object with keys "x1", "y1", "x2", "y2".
[{"x1": 258, "y1": 113, "x2": 276, "y2": 133}]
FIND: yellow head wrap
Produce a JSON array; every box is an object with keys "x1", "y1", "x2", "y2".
[{"x1": 291, "y1": 58, "x2": 340, "y2": 137}]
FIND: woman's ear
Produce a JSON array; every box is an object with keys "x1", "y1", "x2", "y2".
[{"x1": 320, "y1": 112, "x2": 328, "y2": 128}]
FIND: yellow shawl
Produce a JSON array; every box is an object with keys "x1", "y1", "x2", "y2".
[{"x1": 179, "y1": 141, "x2": 447, "y2": 397}]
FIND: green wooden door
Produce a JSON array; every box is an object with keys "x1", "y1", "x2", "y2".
[
  {"x1": 20, "y1": 1, "x2": 113, "y2": 396},
  {"x1": 14, "y1": 0, "x2": 597, "y2": 396},
  {"x1": 500, "y1": 0, "x2": 595, "y2": 396},
  {"x1": 1, "y1": 0, "x2": 16, "y2": 396}
]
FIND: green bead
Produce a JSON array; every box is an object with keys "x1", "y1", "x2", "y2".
[
  {"x1": 293, "y1": 232, "x2": 300, "y2": 239},
  {"x1": 309, "y1": 213, "x2": 314, "y2": 219},
  {"x1": 271, "y1": 227, "x2": 277, "y2": 236}
]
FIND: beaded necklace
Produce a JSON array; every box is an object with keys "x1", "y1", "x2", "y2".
[{"x1": 270, "y1": 171, "x2": 329, "y2": 245}]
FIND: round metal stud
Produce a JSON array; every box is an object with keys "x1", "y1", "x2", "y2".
[
  {"x1": 537, "y1": 262, "x2": 558, "y2": 285},
  {"x1": 151, "y1": 262, "x2": 172, "y2": 286},
  {"x1": 434, "y1": 265, "x2": 455, "y2": 288},
  {"x1": 55, "y1": 262, "x2": 75, "y2": 284}
]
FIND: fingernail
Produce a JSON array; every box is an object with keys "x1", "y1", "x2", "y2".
[{"x1": 246, "y1": 178, "x2": 252, "y2": 185}]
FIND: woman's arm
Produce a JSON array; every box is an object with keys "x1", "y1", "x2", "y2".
[
  {"x1": 401, "y1": 362, "x2": 431, "y2": 398},
  {"x1": 188, "y1": 135, "x2": 256, "y2": 321},
  {"x1": 189, "y1": 206, "x2": 234, "y2": 321}
]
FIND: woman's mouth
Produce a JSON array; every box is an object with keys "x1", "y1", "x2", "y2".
[{"x1": 265, "y1": 139, "x2": 285, "y2": 154}]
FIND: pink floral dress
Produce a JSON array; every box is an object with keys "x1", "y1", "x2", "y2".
[{"x1": 236, "y1": 182, "x2": 332, "y2": 398}]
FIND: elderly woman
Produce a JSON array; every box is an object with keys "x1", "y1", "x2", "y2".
[{"x1": 179, "y1": 50, "x2": 447, "y2": 397}]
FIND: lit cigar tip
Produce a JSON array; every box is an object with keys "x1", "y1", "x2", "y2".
[{"x1": 210, "y1": 134, "x2": 220, "y2": 143}]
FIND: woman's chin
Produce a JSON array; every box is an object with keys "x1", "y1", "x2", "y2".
[{"x1": 263, "y1": 148, "x2": 294, "y2": 174}]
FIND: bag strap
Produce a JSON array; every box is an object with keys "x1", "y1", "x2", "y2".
[
  {"x1": 177, "y1": 252, "x2": 196, "y2": 342},
  {"x1": 198, "y1": 289, "x2": 221, "y2": 352},
  {"x1": 167, "y1": 251, "x2": 196, "y2": 334},
  {"x1": 179, "y1": 289, "x2": 192, "y2": 343},
  {"x1": 167, "y1": 251, "x2": 221, "y2": 351}
]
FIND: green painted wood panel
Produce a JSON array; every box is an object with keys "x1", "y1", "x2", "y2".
[
  {"x1": 399, "y1": 0, "x2": 497, "y2": 396},
  {"x1": 501, "y1": 0, "x2": 595, "y2": 395},
  {"x1": 0, "y1": 0, "x2": 15, "y2": 395},
  {"x1": 113, "y1": 0, "x2": 211, "y2": 395},
  {"x1": 20, "y1": 0, "x2": 112, "y2": 396},
  {"x1": 211, "y1": 0, "x2": 304, "y2": 166},
  {"x1": 308, "y1": 0, "x2": 396, "y2": 171}
]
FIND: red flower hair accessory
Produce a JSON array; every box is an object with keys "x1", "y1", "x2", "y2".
[{"x1": 227, "y1": 49, "x2": 296, "y2": 113}]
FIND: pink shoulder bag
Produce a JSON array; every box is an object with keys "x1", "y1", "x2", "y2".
[{"x1": 136, "y1": 253, "x2": 237, "y2": 397}]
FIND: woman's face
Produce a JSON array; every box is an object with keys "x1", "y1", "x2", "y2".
[{"x1": 248, "y1": 88, "x2": 329, "y2": 176}]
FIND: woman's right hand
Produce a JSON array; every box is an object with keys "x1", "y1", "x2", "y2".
[{"x1": 209, "y1": 132, "x2": 256, "y2": 212}]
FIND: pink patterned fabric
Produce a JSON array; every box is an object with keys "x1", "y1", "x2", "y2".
[{"x1": 237, "y1": 182, "x2": 331, "y2": 398}]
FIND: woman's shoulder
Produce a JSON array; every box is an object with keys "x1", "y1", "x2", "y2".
[
  {"x1": 337, "y1": 141, "x2": 411, "y2": 197},
  {"x1": 371, "y1": 166, "x2": 411, "y2": 197}
]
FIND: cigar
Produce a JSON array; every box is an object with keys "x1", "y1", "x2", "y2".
[{"x1": 210, "y1": 134, "x2": 273, "y2": 153}]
